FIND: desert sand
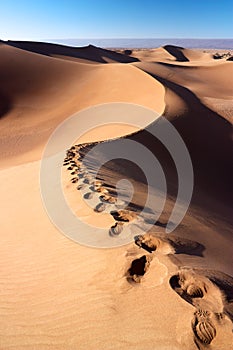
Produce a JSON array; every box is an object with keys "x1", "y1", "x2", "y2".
[{"x1": 0, "y1": 40, "x2": 232, "y2": 350}]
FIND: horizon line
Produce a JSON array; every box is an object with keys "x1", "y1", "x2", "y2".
[{"x1": 2, "y1": 37, "x2": 233, "y2": 42}]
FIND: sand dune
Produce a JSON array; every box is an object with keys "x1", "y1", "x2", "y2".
[
  {"x1": 0, "y1": 41, "x2": 165, "y2": 167},
  {"x1": 162, "y1": 45, "x2": 214, "y2": 62},
  {"x1": 132, "y1": 60, "x2": 233, "y2": 206},
  {"x1": 117, "y1": 45, "x2": 222, "y2": 64},
  {"x1": 0, "y1": 41, "x2": 232, "y2": 350},
  {"x1": 5, "y1": 40, "x2": 140, "y2": 63}
]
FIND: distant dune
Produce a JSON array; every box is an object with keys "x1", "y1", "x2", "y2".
[{"x1": 0, "y1": 40, "x2": 232, "y2": 350}]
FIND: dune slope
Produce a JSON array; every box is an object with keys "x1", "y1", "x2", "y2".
[{"x1": 0, "y1": 42, "x2": 164, "y2": 167}]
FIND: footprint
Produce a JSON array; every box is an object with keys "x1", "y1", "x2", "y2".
[
  {"x1": 134, "y1": 234, "x2": 158, "y2": 252},
  {"x1": 96, "y1": 187, "x2": 109, "y2": 194},
  {"x1": 78, "y1": 173, "x2": 85, "y2": 179},
  {"x1": 192, "y1": 309, "x2": 216, "y2": 345},
  {"x1": 170, "y1": 270, "x2": 207, "y2": 304},
  {"x1": 66, "y1": 151, "x2": 75, "y2": 157},
  {"x1": 169, "y1": 269, "x2": 232, "y2": 348},
  {"x1": 89, "y1": 184, "x2": 98, "y2": 192},
  {"x1": 94, "y1": 202, "x2": 106, "y2": 213},
  {"x1": 83, "y1": 177, "x2": 92, "y2": 184},
  {"x1": 84, "y1": 192, "x2": 94, "y2": 200},
  {"x1": 93, "y1": 180, "x2": 102, "y2": 188},
  {"x1": 135, "y1": 233, "x2": 204, "y2": 258},
  {"x1": 100, "y1": 194, "x2": 117, "y2": 204},
  {"x1": 109, "y1": 222, "x2": 124, "y2": 236},
  {"x1": 127, "y1": 255, "x2": 152, "y2": 283},
  {"x1": 110, "y1": 209, "x2": 137, "y2": 222}
]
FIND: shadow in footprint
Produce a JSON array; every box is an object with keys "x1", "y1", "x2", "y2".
[{"x1": 127, "y1": 255, "x2": 151, "y2": 283}]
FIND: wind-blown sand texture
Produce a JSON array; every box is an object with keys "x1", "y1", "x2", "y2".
[{"x1": 0, "y1": 40, "x2": 233, "y2": 350}]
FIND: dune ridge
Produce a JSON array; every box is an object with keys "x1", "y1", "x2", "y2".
[{"x1": 0, "y1": 40, "x2": 232, "y2": 350}]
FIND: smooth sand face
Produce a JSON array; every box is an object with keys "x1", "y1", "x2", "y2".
[
  {"x1": 0, "y1": 41, "x2": 233, "y2": 350},
  {"x1": 0, "y1": 43, "x2": 165, "y2": 168}
]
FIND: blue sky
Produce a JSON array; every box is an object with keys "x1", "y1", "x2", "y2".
[{"x1": 0, "y1": 0, "x2": 232, "y2": 40}]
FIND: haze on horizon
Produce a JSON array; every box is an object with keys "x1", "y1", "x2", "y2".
[{"x1": 0, "y1": 0, "x2": 233, "y2": 41}]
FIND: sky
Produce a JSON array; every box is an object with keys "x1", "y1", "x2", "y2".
[{"x1": 0, "y1": 0, "x2": 232, "y2": 40}]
